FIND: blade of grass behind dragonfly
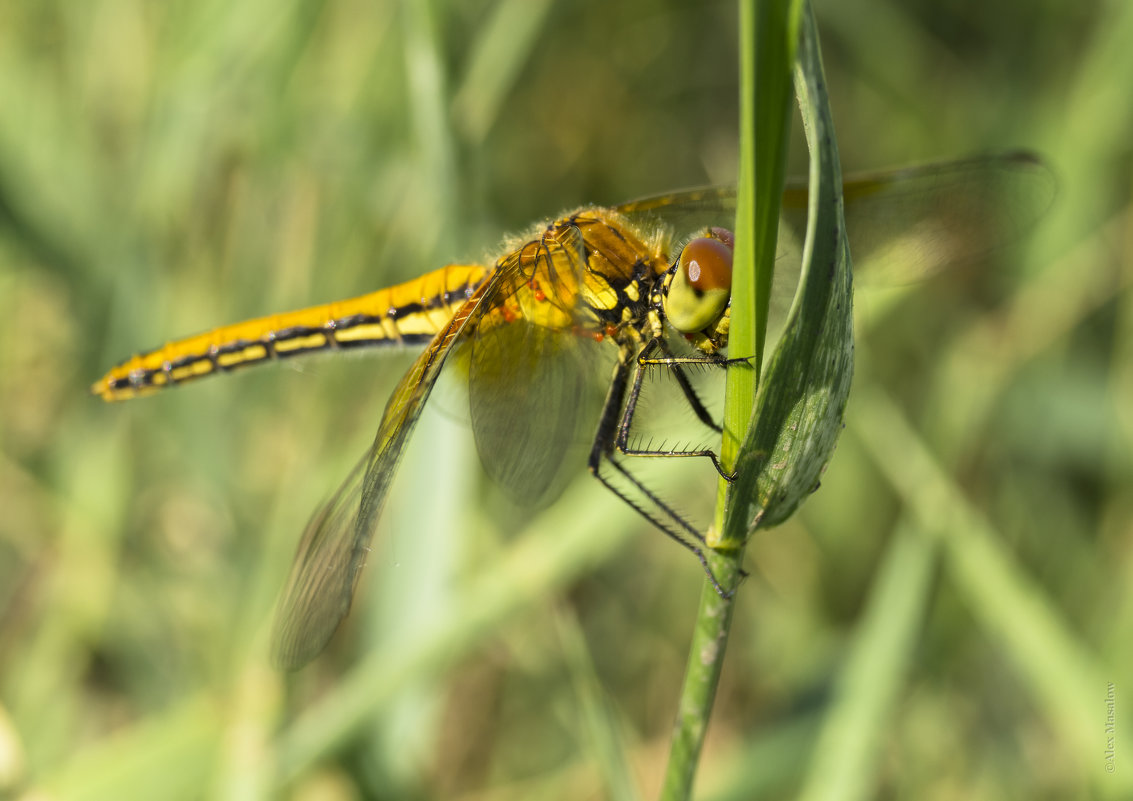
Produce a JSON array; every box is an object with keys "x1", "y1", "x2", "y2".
[{"x1": 452, "y1": 0, "x2": 555, "y2": 143}]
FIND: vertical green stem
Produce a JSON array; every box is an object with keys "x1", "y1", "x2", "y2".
[
  {"x1": 713, "y1": 0, "x2": 797, "y2": 542},
  {"x1": 658, "y1": 550, "x2": 745, "y2": 801},
  {"x1": 660, "y1": 1, "x2": 797, "y2": 798}
]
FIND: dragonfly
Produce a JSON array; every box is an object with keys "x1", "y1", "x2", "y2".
[{"x1": 93, "y1": 152, "x2": 1052, "y2": 669}]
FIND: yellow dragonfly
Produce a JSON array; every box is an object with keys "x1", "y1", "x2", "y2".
[{"x1": 93, "y1": 153, "x2": 1051, "y2": 669}]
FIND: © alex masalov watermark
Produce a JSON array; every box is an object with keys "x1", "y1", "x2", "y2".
[{"x1": 1104, "y1": 682, "x2": 1116, "y2": 774}]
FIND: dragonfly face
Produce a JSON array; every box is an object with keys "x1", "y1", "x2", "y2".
[
  {"x1": 660, "y1": 227, "x2": 736, "y2": 350},
  {"x1": 92, "y1": 152, "x2": 1052, "y2": 669}
]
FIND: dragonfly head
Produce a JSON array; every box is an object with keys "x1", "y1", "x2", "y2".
[{"x1": 663, "y1": 227, "x2": 734, "y2": 352}]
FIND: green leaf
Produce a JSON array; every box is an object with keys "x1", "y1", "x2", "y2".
[{"x1": 718, "y1": 1, "x2": 854, "y2": 546}]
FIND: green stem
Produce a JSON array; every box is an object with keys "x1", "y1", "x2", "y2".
[
  {"x1": 660, "y1": 0, "x2": 797, "y2": 797},
  {"x1": 658, "y1": 548, "x2": 745, "y2": 801}
]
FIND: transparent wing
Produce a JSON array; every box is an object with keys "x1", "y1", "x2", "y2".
[
  {"x1": 617, "y1": 186, "x2": 736, "y2": 232},
  {"x1": 781, "y1": 150, "x2": 1056, "y2": 284},
  {"x1": 618, "y1": 153, "x2": 1052, "y2": 352},
  {"x1": 619, "y1": 151, "x2": 1054, "y2": 283},
  {"x1": 468, "y1": 224, "x2": 606, "y2": 504},
  {"x1": 271, "y1": 275, "x2": 494, "y2": 670}
]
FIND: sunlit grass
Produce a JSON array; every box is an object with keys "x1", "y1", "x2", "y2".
[{"x1": 0, "y1": 1, "x2": 1130, "y2": 799}]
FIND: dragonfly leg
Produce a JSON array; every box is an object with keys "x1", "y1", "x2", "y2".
[
  {"x1": 597, "y1": 457, "x2": 736, "y2": 599},
  {"x1": 588, "y1": 351, "x2": 736, "y2": 598},
  {"x1": 656, "y1": 361, "x2": 720, "y2": 432},
  {"x1": 637, "y1": 346, "x2": 753, "y2": 432},
  {"x1": 618, "y1": 339, "x2": 738, "y2": 480}
]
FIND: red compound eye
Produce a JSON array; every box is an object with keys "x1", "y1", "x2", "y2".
[
  {"x1": 664, "y1": 234, "x2": 735, "y2": 334},
  {"x1": 679, "y1": 236, "x2": 733, "y2": 292}
]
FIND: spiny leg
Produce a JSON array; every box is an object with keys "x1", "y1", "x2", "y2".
[
  {"x1": 597, "y1": 457, "x2": 734, "y2": 598},
  {"x1": 636, "y1": 340, "x2": 754, "y2": 433},
  {"x1": 588, "y1": 350, "x2": 734, "y2": 598},
  {"x1": 632, "y1": 338, "x2": 722, "y2": 432},
  {"x1": 617, "y1": 338, "x2": 739, "y2": 479}
]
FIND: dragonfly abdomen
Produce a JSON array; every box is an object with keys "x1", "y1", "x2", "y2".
[{"x1": 92, "y1": 263, "x2": 489, "y2": 401}]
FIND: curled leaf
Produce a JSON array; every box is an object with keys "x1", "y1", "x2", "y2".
[{"x1": 716, "y1": 6, "x2": 854, "y2": 546}]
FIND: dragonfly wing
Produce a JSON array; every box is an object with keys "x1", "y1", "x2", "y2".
[
  {"x1": 781, "y1": 151, "x2": 1055, "y2": 283},
  {"x1": 468, "y1": 224, "x2": 605, "y2": 504},
  {"x1": 470, "y1": 321, "x2": 601, "y2": 504},
  {"x1": 619, "y1": 152, "x2": 1053, "y2": 312},
  {"x1": 617, "y1": 187, "x2": 736, "y2": 238},
  {"x1": 270, "y1": 454, "x2": 369, "y2": 670},
  {"x1": 271, "y1": 279, "x2": 492, "y2": 670}
]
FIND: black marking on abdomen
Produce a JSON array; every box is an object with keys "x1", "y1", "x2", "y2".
[
  {"x1": 387, "y1": 303, "x2": 423, "y2": 320},
  {"x1": 336, "y1": 331, "x2": 434, "y2": 349}
]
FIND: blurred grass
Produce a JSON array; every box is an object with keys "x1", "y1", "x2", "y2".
[{"x1": 0, "y1": 1, "x2": 1130, "y2": 799}]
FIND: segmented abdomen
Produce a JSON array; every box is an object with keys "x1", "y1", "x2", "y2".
[{"x1": 92, "y1": 263, "x2": 489, "y2": 401}]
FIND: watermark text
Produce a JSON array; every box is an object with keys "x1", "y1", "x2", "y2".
[{"x1": 1105, "y1": 682, "x2": 1116, "y2": 774}]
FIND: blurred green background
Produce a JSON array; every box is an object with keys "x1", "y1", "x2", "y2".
[{"x1": 0, "y1": 0, "x2": 1129, "y2": 799}]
